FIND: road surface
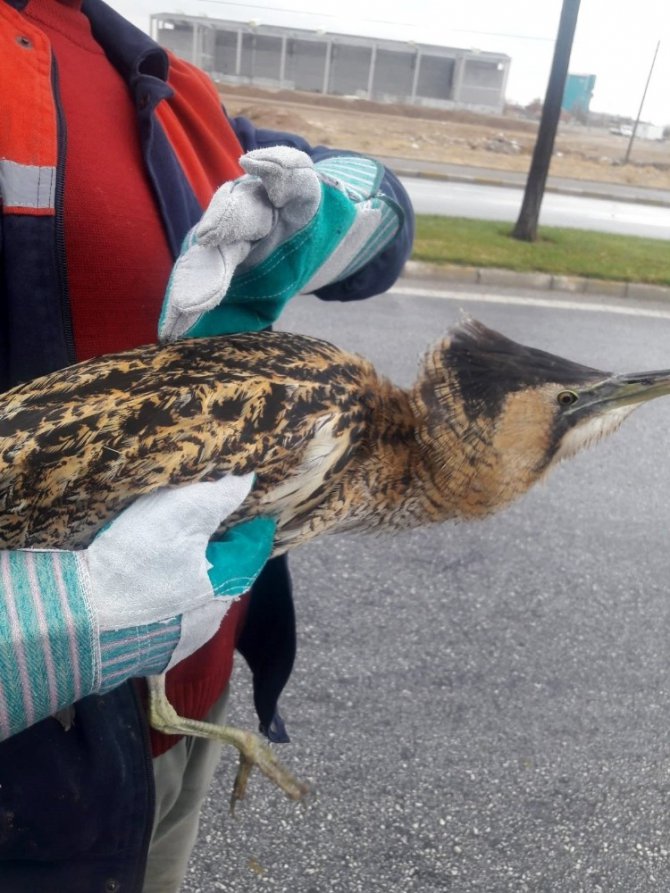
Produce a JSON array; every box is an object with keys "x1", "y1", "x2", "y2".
[
  {"x1": 184, "y1": 283, "x2": 670, "y2": 893},
  {"x1": 402, "y1": 177, "x2": 670, "y2": 240}
]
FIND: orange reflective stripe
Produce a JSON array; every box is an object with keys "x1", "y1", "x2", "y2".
[{"x1": 0, "y1": 5, "x2": 57, "y2": 169}]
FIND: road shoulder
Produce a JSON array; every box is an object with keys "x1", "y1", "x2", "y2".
[{"x1": 402, "y1": 260, "x2": 670, "y2": 303}]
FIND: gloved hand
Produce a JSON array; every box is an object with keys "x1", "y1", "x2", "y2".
[
  {"x1": 158, "y1": 146, "x2": 403, "y2": 341},
  {"x1": 0, "y1": 475, "x2": 275, "y2": 739}
]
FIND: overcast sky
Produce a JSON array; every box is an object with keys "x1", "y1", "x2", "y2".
[{"x1": 108, "y1": 0, "x2": 669, "y2": 125}]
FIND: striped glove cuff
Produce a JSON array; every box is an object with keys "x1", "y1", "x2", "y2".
[
  {"x1": 303, "y1": 155, "x2": 403, "y2": 292},
  {"x1": 0, "y1": 550, "x2": 180, "y2": 739}
]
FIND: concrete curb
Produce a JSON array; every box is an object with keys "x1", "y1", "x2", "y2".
[
  {"x1": 402, "y1": 260, "x2": 670, "y2": 302},
  {"x1": 376, "y1": 150, "x2": 670, "y2": 208}
]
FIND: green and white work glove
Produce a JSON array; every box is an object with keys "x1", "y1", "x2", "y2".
[
  {"x1": 0, "y1": 475, "x2": 275, "y2": 740},
  {"x1": 158, "y1": 146, "x2": 403, "y2": 340}
]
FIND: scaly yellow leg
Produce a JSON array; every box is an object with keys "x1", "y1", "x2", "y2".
[{"x1": 147, "y1": 674, "x2": 310, "y2": 812}]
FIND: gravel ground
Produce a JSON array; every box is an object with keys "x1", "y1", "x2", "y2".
[{"x1": 181, "y1": 286, "x2": 670, "y2": 892}]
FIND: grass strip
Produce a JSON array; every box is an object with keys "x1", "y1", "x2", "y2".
[{"x1": 413, "y1": 216, "x2": 670, "y2": 286}]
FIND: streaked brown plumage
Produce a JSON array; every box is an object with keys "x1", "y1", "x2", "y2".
[
  {"x1": 3, "y1": 318, "x2": 670, "y2": 805},
  {"x1": 0, "y1": 327, "x2": 400, "y2": 551},
  {"x1": 2, "y1": 319, "x2": 669, "y2": 556}
]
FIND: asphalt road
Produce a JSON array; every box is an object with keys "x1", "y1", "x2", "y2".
[
  {"x1": 401, "y1": 177, "x2": 670, "y2": 240},
  {"x1": 183, "y1": 283, "x2": 670, "y2": 893}
]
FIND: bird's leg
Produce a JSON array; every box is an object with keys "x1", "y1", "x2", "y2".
[{"x1": 146, "y1": 674, "x2": 309, "y2": 812}]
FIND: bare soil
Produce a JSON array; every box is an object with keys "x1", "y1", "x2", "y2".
[{"x1": 219, "y1": 84, "x2": 670, "y2": 190}]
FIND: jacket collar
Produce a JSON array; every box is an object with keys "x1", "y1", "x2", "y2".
[
  {"x1": 4, "y1": 0, "x2": 172, "y2": 92},
  {"x1": 82, "y1": 0, "x2": 170, "y2": 84}
]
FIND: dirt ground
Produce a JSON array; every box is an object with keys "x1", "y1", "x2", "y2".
[{"x1": 219, "y1": 84, "x2": 670, "y2": 190}]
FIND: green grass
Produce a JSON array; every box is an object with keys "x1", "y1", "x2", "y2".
[{"x1": 413, "y1": 216, "x2": 670, "y2": 286}]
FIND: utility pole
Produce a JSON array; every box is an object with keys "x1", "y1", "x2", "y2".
[
  {"x1": 624, "y1": 40, "x2": 661, "y2": 164},
  {"x1": 512, "y1": 0, "x2": 581, "y2": 242}
]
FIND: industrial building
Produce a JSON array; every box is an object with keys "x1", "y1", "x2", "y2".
[
  {"x1": 150, "y1": 14, "x2": 511, "y2": 113},
  {"x1": 562, "y1": 73, "x2": 596, "y2": 120}
]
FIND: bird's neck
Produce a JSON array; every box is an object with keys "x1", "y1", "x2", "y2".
[
  {"x1": 345, "y1": 379, "x2": 426, "y2": 531},
  {"x1": 345, "y1": 378, "x2": 496, "y2": 533},
  {"x1": 352, "y1": 371, "x2": 542, "y2": 533},
  {"x1": 405, "y1": 362, "x2": 550, "y2": 524},
  {"x1": 271, "y1": 355, "x2": 547, "y2": 552}
]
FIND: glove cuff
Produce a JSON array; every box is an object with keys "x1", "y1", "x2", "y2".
[
  {"x1": 0, "y1": 550, "x2": 99, "y2": 739},
  {"x1": 0, "y1": 549, "x2": 182, "y2": 738},
  {"x1": 314, "y1": 155, "x2": 384, "y2": 200},
  {"x1": 99, "y1": 617, "x2": 181, "y2": 693}
]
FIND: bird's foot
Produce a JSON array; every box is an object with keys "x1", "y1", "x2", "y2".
[{"x1": 147, "y1": 675, "x2": 310, "y2": 812}]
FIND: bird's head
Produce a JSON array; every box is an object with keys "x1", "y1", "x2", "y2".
[{"x1": 412, "y1": 318, "x2": 670, "y2": 519}]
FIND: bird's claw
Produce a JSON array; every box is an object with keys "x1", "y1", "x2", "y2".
[
  {"x1": 147, "y1": 675, "x2": 310, "y2": 809},
  {"x1": 230, "y1": 736, "x2": 310, "y2": 814}
]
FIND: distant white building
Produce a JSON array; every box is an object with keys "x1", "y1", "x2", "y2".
[
  {"x1": 150, "y1": 14, "x2": 511, "y2": 114},
  {"x1": 636, "y1": 122, "x2": 664, "y2": 141},
  {"x1": 610, "y1": 122, "x2": 664, "y2": 140}
]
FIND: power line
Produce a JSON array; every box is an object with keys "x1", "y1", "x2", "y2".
[{"x1": 197, "y1": 0, "x2": 555, "y2": 41}]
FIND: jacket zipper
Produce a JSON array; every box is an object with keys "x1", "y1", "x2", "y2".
[{"x1": 50, "y1": 57, "x2": 77, "y2": 365}]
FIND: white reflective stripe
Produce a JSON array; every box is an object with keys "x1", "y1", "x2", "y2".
[{"x1": 0, "y1": 159, "x2": 56, "y2": 210}]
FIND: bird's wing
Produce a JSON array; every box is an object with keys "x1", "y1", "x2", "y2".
[{"x1": 0, "y1": 332, "x2": 372, "y2": 550}]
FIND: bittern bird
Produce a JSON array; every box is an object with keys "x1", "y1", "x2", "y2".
[{"x1": 2, "y1": 318, "x2": 670, "y2": 803}]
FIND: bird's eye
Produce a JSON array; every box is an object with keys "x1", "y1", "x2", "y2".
[{"x1": 557, "y1": 390, "x2": 579, "y2": 406}]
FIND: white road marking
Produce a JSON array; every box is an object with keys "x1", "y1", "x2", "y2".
[{"x1": 389, "y1": 285, "x2": 670, "y2": 319}]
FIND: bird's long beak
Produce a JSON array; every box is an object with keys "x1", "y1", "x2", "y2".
[{"x1": 579, "y1": 368, "x2": 670, "y2": 413}]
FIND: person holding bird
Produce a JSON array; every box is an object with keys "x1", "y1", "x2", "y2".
[{"x1": 0, "y1": 1, "x2": 414, "y2": 890}]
